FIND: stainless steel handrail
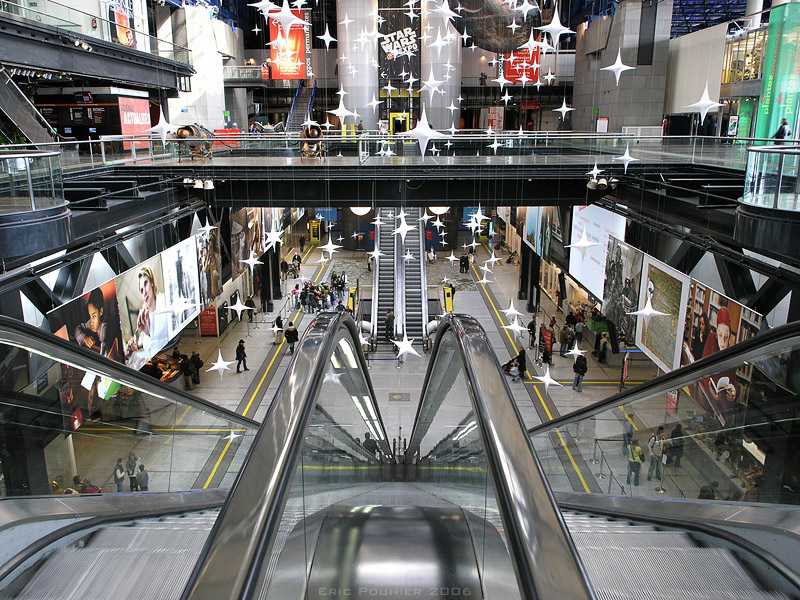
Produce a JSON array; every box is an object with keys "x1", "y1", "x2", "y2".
[
  {"x1": 417, "y1": 210, "x2": 430, "y2": 343},
  {"x1": 395, "y1": 216, "x2": 405, "y2": 339},
  {"x1": 371, "y1": 217, "x2": 380, "y2": 342},
  {"x1": 407, "y1": 313, "x2": 597, "y2": 600},
  {"x1": 528, "y1": 320, "x2": 800, "y2": 437},
  {"x1": 0, "y1": 316, "x2": 259, "y2": 430},
  {"x1": 181, "y1": 313, "x2": 391, "y2": 600}
]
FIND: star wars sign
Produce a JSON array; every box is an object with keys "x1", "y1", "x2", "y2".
[{"x1": 379, "y1": 0, "x2": 421, "y2": 80}]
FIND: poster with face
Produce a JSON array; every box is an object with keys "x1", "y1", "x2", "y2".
[
  {"x1": 116, "y1": 255, "x2": 168, "y2": 371},
  {"x1": 230, "y1": 209, "x2": 248, "y2": 280},
  {"x1": 196, "y1": 229, "x2": 222, "y2": 307},
  {"x1": 681, "y1": 281, "x2": 764, "y2": 424},
  {"x1": 161, "y1": 238, "x2": 201, "y2": 339},
  {"x1": 635, "y1": 256, "x2": 690, "y2": 373},
  {"x1": 47, "y1": 280, "x2": 123, "y2": 364},
  {"x1": 247, "y1": 207, "x2": 265, "y2": 257},
  {"x1": 602, "y1": 236, "x2": 644, "y2": 344}
]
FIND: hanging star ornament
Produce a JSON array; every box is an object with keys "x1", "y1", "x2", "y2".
[
  {"x1": 685, "y1": 81, "x2": 724, "y2": 123},
  {"x1": 501, "y1": 301, "x2": 524, "y2": 319},
  {"x1": 145, "y1": 109, "x2": 178, "y2": 145},
  {"x1": 200, "y1": 219, "x2": 218, "y2": 236},
  {"x1": 566, "y1": 227, "x2": 601, "y2": 260},
  {"x1": 265, "y1": 225, "x2": 282, "y2": 250},
  {"x1": 553, "y1": 98, "x2": 575, "y2": 120},
  {"x1": 227, "y1": 297, "x2": 254, "y2": 320},
  {"x1": 393, "y1": 217, "x2": 416, "y2": 242},
  {"x1": 393, "y1": 336, "x2": 421, "y2": 358},
  {"x1": 485, "y1": 252, "x2": 502, "y2": 268},
  {"x1": 566, "y1": 343, "x2": 587, "y2": 362},
  {"x1": 446, "y1": 251, "x2": 458, "y2": 264},
  {"x1": 368, "y1": 248, "x2": 385, "y2": 261},
  {"x1": 206, "y1": 350, "x2": 236, "y2": 380},
  {"x1": 317, "y1": 24, "x2": 337, "y2": 49},
  {"x1": 627, "y1": 296, "x2": 669, "y2": 326},
  {"x1": 613, "y1": 144, "x2": 639, "y2": 174},
  {"x1": 268, "y1": 0, "x2": 309, "y2": 35},
  {"x1": 601, "y1": 48, "x2": 635, "y2": 86},
  {"x1": 503, "y1": 318, "x2": 528, "y2": 337},
  {"x1": 537, "y1": 4, "x2": 574, "y2": 47},
  {"x1": 533, "y1": 365, "x2": 563, "y2": 392},
  {"x1": 587, "y1": 162, "x2": 604, "y2": 178},
  {"x1": 240, "y1": 250, "x2": 263, "y2": 273},
  {"x1": 319, "y1": 236, "x2": 343, "y2": 256},
  {"x1": 402, "y1": 105, "x2": 446, "y2": 158}
]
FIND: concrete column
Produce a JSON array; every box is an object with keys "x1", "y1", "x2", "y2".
[
  {"x1": 746, "y1": 0, "x2": 763, "y2": 28},
  {"x1": 337, "y1": 0, "x2": 380, "y2": 130},
  {"x1": 421, "y1": 9, "x2": 461, "y2": 129}
]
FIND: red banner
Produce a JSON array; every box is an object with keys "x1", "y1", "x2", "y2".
[
  {"x1": 118, "y1": 96, "x2": 150, "y2": 150},
  {"x1": 666, "y1": 390, "x2": 678, "y2": 415},
  {"x1": 269, "y1": 9, "x2": 308, "y2": 79},
  {"x1": 504, "y1": 46, "x2": 540, "y2": 84},
  {"x1": 199, "y1": 306, "x2": 218, "y2": 336}
]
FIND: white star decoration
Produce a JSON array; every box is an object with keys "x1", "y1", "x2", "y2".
[
  {"x1": 485, "y1": 252, "x2": 502, "y2": 268},
  {"x1": 268, "y1": 0, "x2": 309, "y2": 35},
  {"x1": 145, "y1": 110, "x2": 178, "y2": 145},
  {"x1": 685, "y1": 81, "x2": 724, "y2": 123},
  {"x1": 627, "y1": 296, "x2": 669, "y2": 326},
  {"x1": 587, "y1": 162, "x2": 604, "y2": 178},
  {"x1": 566, "y1": 343, "x2": 586, "y2": 362},
  {"x1": 317, "y1": 24, "x2": 337, "y2": 50},
  {"x1": 553, "y1": 98, "x2": 575, "y2": 120},
  {"x1": 601, "y1": 49, "x2": 635, "y2": 86},
  {"x1": 534, "y1": 366, "x2": 563, "y2": 392},
  {"x1": 537, "y1": 3, "x2": 574, "y2": 47},
  {"x1": 613, "y1": 144, "x2": 639, "y2": 174},
  {"x1": 393, "y1": 217, "x2": 416, "y2": 242},
  {"x1": 501, "y1": 301, "x2": 523, "y2": 319},
  {"x1": 503, "y1": 318, "x2": 528, "y2": 337},
  {"x1": 319, "y1": 236, "x2": 342, "y2": 256},
  {"x1": 240, "y1": 250, "x2": 263, "y2": 272},
  {"x1": 206, "y1": 350, "x2": 236, "y2": 380},
  {"x1": 227, "y1": 297, "x2": 254, "y2": 320},
  {"x1": 566, "y1": 227, "x2": 601, "y2": 260},
  {"x1": 402, "y1": 105, "x2": 446, "y2": 158},
  {"x1": 200, "y1": 219, "x2": 217, "y2": 236},
  {"x1": 393, "y1": 336, "x2": 421, "y2": 358}
]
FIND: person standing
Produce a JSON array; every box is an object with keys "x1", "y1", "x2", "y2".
[
  {"x1": 622, "y1": 418, "x2": 633, "y2": 456},
  {"x1": 280, "y1": 259, "x2": 289, "y2": 280},
  {"x1": 647, "y1": 426, "x2": 665, "y2": 481},
  {"x1": 575, "y1": 320, "x2": 585, "y2": 347},
  {"x1": 527, "y1": 317, "x2": 537, "y2": 349},
  {"x1": 285, "y1": 322, "x2": 299, "y2": 354},
  {"x1": 670, "y1": 424, "x2": 685, "y2": 468},
  {"x1": 559, "y1": 326, "x2": 569, "y2": 357},
  {"x1": 626, "y1": 439, "x2": 645, "y2": 486},
  {"x1": 137, "y1": 464, "x2": 149, "y2": 491},
  {"x1": 180, "y1": 354, "x2": 196, "y2": 390},
  {"x1": 572, "y1": 354, "x2": 588, "y2": 392},
  {"x1": 190, "y1": 352, "x2": 203, "y2": 386},
  {"x1": 113, "y1": 457, "x2": 125, "y2": 493},
  {"x1": 773, "y1": 118, "x2": 792, "y2": 144},
  {"x1": 459, "y1": 252, "x2": 469, "y2": 274},
  {"x1": 236, "y1": 340, "x2": 248, "y2": 373},
  {"x1": 384, "y1": 309, "x2": 395, "y2": 342},
  {"x1": 274, "y1": 314, "x2": 284, "y2": 344},
  {"x1": 299, "y1": 235, "x2": 306, "y2": 253},
  {"x1": 598, "y1": 332, "x2": 611, "y2": 363},
  {"x1": 126, "y1": 451, "x2": 140, "y2": 492}
]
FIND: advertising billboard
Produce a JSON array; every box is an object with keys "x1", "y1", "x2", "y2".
[
  {"x1": 269, "y1": 9, "x2": 310, "y2": 79},
  {"x1": 602, "y1": 236, "x2": 644, "y2": 344},
  {"x1": 161, "y1": 238, "x2": 201, "y2": 339},
  {"x1": 118, "y1": 96, "x2": 150, "y2": 150},
  {"x1": 569, "y1": 205, "x2": 627, "y2": 300},
  {"x1": 379, "y1": 0, "x2": 421, "y2": 80}
]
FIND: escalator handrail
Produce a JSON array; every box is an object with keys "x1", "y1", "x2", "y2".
[
  {"x1": 528, "y1": 320, "x2": 800, "y2": 436},
  {"x1": 371, "y1": 213, "x2": 380, "y2": 340},
  {"x1": 395, "y1": 214, "x2": 406, "y2": 338},
  {"x1": 417, "y1": 210, "x2": 429, "y2": 341},
  {"x1": 408, "y1": 313, "x2": 597, "y2": 600},
  {"x1": 286, "y1": 80, "x2": 302, "y2": 128},
  {"x1": 0, "y1": 316, "x2": 259, "y2": 430},
  {"x1": 306, "y1": 79, "x2": 317, "y2": 121},
  {"x1": 181, "y1": 313, "x2": 391, "y2": 600}
]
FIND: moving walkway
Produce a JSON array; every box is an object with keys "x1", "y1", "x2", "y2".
[{"x1": 0, "y1": 315, "x2": 799, "y2": 599}]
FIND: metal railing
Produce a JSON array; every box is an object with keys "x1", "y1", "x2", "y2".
[
  {"x1": 744, "y1": 144, "x2": 800, "y2": 211},
  {"x1": 0, "y1": 0, "x2": 192, "y2": 66},
  {"x1": 0, "y1": 150, "x2": 65, "y2": 214}
]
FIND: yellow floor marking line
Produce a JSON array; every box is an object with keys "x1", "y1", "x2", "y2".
[{"x1": 206, "y1": 246, "x2": 325, "y2": 487}]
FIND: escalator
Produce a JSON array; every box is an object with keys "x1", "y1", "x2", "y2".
[
  {"x1": 374, "y1": 207, "x2": 396, "y2": 343},
  {"x1": 401, "y1": 207, "x2": 426, "y2": 340},
  {"x1": 285, "y1": 81, "x2": 316, "y2": 134},
  {"x1": 1, "y1": 314, "x2": 800, "y2": 600},
  {"x1": 0, "y1": 66, "x2": 56, "y2": 145}
]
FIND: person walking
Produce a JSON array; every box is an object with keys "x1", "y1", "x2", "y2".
[
  {"x1": 626, "y1": 439, "x2": 645, "y2": 486},
  {"x1": 527, "y1": 317, "x2": 536, "y2": 349},
  {"x1": 622, "y1": 418, "x2": 634, "y2": 456},
  {"x1": 299, "y1": 235, "x2": 306, "y2": 253},
  {"x1": 280, "y1": 259, "x2": 289, "y2": 280},
  {"x1": 575, "y1": 320, "x2": 585, "y2": 347},
  {"x1": 236, "y1": 340, "x2": 248, "y2": 373},
  {"x1": 598, "y1": 332, "x2": 611, "y2": 363},
  {"x1": 670, "y1": 424, "x2": 685, "y2": 468},
  {"x1": 774, "y1": 118, "x2": 792, "y2": 144},
  {"x1": 647, "y1": 426, "x2": 665, "y2": 481},
  {"x1": 384, "y1": 309, "x2": 395, "y2": 342},
  {"x1": 559, "y1": 326, "x2": 569, "y2": 357},
  {"x1": 113, "y1": 457, "x2": 125, "y2": 492},
  {"x1": 572, "y1": 354, "x2": 588, "y2": 392},
  {"x1": 285, "y1": 322, "x2": 299, "y2": 354},
  {"x1": 126, "y1": 451, "x2": 140, "y2": 492}
]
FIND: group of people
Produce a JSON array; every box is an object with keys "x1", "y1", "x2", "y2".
[
  {"x1": 114, "y1": 451, "x2": 149, "y2": 492},
  {"x1": 625, "y1": 423, "x2": 685, "y2": 487},
  {"x1": 173, "y1": 346, "x2": 204, "y2": 391},
  {"x1": 52, "y1": 475, "x2": 102, "y2": 495},
  {"x1": 289, "y1": 273, "x2": 350, "y2": 314}
]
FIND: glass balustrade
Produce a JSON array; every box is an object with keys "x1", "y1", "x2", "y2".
[
  {"x1": 0, "y1": 151, "x2": 65, "y2": 215},
  {"x1": 744, "y1": 145, "x2": 800, "y2": 211}
]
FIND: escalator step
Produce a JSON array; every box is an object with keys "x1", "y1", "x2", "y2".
[{"x1": 571, "y1": 531, "x2": 695, "y2": 549}]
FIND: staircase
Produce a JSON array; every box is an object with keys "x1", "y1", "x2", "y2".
[
  {"x1": 563, "y1": 511, "x2": 791, "y2": 600},
  {"x1": 285, "y1": 81, "x2": 314, "y2": 134},
  {"x1": 0, "y1": 66, "x2": 56, "y2": 144},
  {"x1": 376, "y1": 207, "x2": 396, "y2": 344},
  {"x1": 12, "y1": 510, "x2": 219, "y2": 599},
  {"x1": 402, "y1": 207, "x2": 425, "y2": 340}
]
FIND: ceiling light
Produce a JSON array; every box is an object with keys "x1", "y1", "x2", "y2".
[
  {"x1": 586, "y1": 178, "x2": 598, "y2": 190},
  {"x1": 203, "y1": 180, "x2": 214, "y2": 189},
  {"x1": 429, "y1": 206, "x2": 449, "y2": 215},
  {"x1": 193, "y1": 180, "x2": 204, "y2": 189},
  {"x1": 350, "y1": 206, "x2": 371, "y2": 216}
]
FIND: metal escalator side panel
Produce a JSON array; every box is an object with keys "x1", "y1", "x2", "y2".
[
  {"x1": 395, "y1": 212, "x2": 405, "y2": 339},
  {"x1": 181, "y1": 313, "x2": 391, "y2": 600},
  {"x1": 407, "y1": 314, "x2": 596, "y2": 600},
  {"x1": 0, "y1": 67, "x2": 55, "y2": 145}
]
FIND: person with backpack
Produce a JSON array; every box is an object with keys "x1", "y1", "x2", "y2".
[
  {"x1": 285, "y1": 322, "x2": 299, "y2": 354},
  {"x1": 647, "y1": 426, "x2": 666, "y2": 481},
  {"x1": 236, "y1": 340, "x2": 248, "y2": 373},
  {"x1": 572, "y1": 354, "x2": 588, "y2": 392},
  {"x1": 190, "y1": 352, "x2": 203, "y2": 385},
  {"x1": 113, "y1": 457, "x2": 125, "y2": 492},
  {"x1": 774, "y1": 118, "x2": 792, "y2": 144},
  {"x1": 180, "y1": 354, "x2": 196, "y2": 390}
]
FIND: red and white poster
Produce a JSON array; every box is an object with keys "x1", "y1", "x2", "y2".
[
  {"x1": 269, "y1": 9, "x2": 310, "y2": 79},
  {"x1": 487, "y1": 106, "x2": 504, "y2": 131},
  {"x1": 199, "y1": 306, "x2": 218, "y2": 336},
  {"x1": 503, "y1": 46, "x2": 540, "y2": 84},
  {"x1": 118, "y1": 97, "x2": 150, "y2": 150}
]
